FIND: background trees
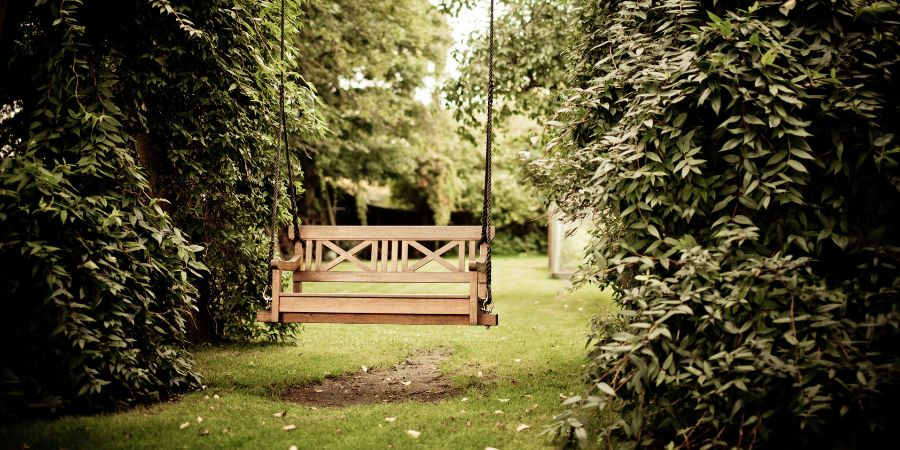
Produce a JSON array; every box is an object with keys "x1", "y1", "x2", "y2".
[
  {"x1": 292, "y1": 0, "x2": 456, "y2": 225},
  {"x1": 533, "y1": 1, "x2": 900, "y2": 447}
]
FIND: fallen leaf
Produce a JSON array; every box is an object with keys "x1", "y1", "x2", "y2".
[
  {"x1": 196, "y1": 416, "x2": 204, "y2": 423},
  {"x1": 486, "y1": 447, "x2": 500, "y2": 450},
  {"x1": 495, "y1": 422, "x2": 506, "y2": 429},
  {"x1": 314, "y1": 389, "x2": 324, "y2": 393},
  {"x1": 514, "y1": 359, "x2": 522, "y2": 363},
  {"x1": 384, "y1": 417, "x2": 396, "y2": 423},
  {"x1": 199, "y1": 429, "x2": 210, "y2": 436},
  {"x1": 406, "y1": 429, "x2": 421, "y2": 439},
  {"x1": 361, "y1": 366, "x2": 369, "y2": 373},
  {"x1": 477, "y1": 371, "x2": 483, "y2": 377},
  {"x1": 516, "y1": 424, "x2": 531, "y2": 432},
  {"x1": 290, "y1": 446, "x2": 298, "y2": 450},
  {"x1": 273, "y1": 411, "x2": 287, "y2": 418},
  {"x1": 493, "y1": 410, "x2": 504, "y2": 414},
  {"x1": 282, "y1": 425, "x2": 297, "y2": 432},
  {"x1": 213, "y1": 394, "x2": 220, "y2": 400},
  {"x1": 498, "y1": 399, "x2": 510, "y2": 403},
  {"x1": 461, "y1": 397, "x2": 468, "y2": 402},
  {"x1": 179, "y1": 422, "x2": 191, "y2": 430},
  {"x1": 401, "y1": 381, "x2": 412, "y2": 386}
]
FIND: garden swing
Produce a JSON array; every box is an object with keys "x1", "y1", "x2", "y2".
[{"x1": 256, "y1": 0, "x2": 498, "y2": 326}]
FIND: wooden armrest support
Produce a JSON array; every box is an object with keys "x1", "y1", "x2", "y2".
[
  {"x1": 271, "y1": 255, "x2": 303, "y2": 271},
  {"x1": 468, "y1": 261, "x2": 488, "y2": 272}
]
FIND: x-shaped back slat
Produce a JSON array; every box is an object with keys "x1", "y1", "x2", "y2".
[
  {"x1": 320, "y1": 240, "x2": 372, "y2": 272},
  {"x1": 407, "y1": 240, "x2": 460, "y2": 272}
]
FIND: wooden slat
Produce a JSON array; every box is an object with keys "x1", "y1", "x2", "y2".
[
  {"x1": 279, "y1": 296, "x2": 469, "y2": 315},
  {"x1": 305, "y1": 240, "x2": 313, "y2": 271},
  {"x1": 298, "y1": 225, "x2": 494, "y2": 241},
  {"x1": 469, "y1": 271, "x2": 478, "y2": 325},
  {"x1": 371, "y1": 240, "x2": 379, "y2": 271},
  {"x1": 283, "y1": 293, "x2": 468, "y2": 299},
  {"x1": 478, "y1": 270, "x2": 487, "y2": 300},
  {"x1": 381, "y1": 240, "x2": 389, "y2": 271},
  {"x1": 458, "y1": 241, "x2": 465, "y2": 271},
  {"x1": 319, "y1": 240, "x2": 371, "y2": 272},
  {"x1": 293, "y1": 271, "x2": 472, "y2": 283},
  {"x1": 315, "y1": 241, "x2": 323, "y2": 270},
  {"x1": 401, "y1": 241, "x2": 409, "y2": 271},
  {"x1": 270, "y1": 269, "x2": 281, "y2": 322},
  {"x1": 408, "y1": 240, "x2": 458, "y2": 272},
  {"x1": 258, "y1": 311, "x2": 499, "y2": 326},
  {"x1": 391, "y1": 240, "x2": 399, "y2": 272},
  {"x1": 468, "y1": 241, "x2": 476, "y2": 270}
]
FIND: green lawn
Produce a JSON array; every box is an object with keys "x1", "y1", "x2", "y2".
[{"x1": 1, "y1": 256, "x2": 611, "y2": 450}]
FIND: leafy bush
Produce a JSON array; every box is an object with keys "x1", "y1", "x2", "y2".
[
  {"x1": 530, "y1": 1, "x2": 900, "y2": 447},
  {"x1": 0, "y1": 2, "x2": 204, "y2": 415}
]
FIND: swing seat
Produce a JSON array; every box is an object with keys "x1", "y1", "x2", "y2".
[{"x1": 256, "y1": 226, "x2": 498, "y2": 326}]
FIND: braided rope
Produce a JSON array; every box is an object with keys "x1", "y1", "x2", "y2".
[
  {"x1": 265, "y1": 0, "x2": 292, "y2": 306},
  {"x1": 480, "y1": 0, "x2": 495, "y2": 312}
]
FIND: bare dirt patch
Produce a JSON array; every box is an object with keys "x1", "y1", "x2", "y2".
[{"x1": 281, "y1": 347, "x2": 459, "y2": 407}]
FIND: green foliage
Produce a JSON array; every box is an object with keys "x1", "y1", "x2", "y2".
[
  {"x1": 0, "y1": 0, "x2": 323, "y2": 414},
  {"x1": 446, "y1": 0, "x2": 572, "y2": 130},
  {"x1": 293, "y1": 0, "x2": 453, "y2": 224},
  {"x1": 530, "y1": 0, "x2": 900, "y2": 447},
  {"x1": 110, "y1": 0, "x2": 322, "y2": 341},
  {"x1": 0, "y1": 1, "x2": 206, "y2": 415}
]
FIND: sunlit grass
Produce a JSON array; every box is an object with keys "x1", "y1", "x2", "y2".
[{"x1": 0, "y1": 256, "x2": 612, "y2": 449}]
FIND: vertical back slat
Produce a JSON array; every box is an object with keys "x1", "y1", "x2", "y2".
[
  {"x1": 305, "y1": 240, "x2": 312, "y2": 271},
  {"x1": 370, "y1": 240, "x2": 378, "y2": 271},
  {"x1": 468, "y1": 241, "x2": 476, "y2": 271},
  {"x1": 381, "y1": 240, "x2": 389, "y2": 271},
  {"x1": 391, "y1": 240, "x2": 399, "y2": 272},
  {"x1": 458, "y1": 241, "x2": 465, "y2": 271},
  {"x1": 401, "y1": 240, "x2": 409, "y2": 272},
  {"x1": 315, "y1": 240, "x2": 323, "y2": 271}
]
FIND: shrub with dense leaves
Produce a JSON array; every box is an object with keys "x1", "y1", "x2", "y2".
[
  {"x1": 0, "y1": 0, "x2": 318, "y2": 415},
  {"x1": 0, "y1": 2, "x2": 204, "y2": 416},
  {"x1": 530, "y1": 0, "x2": 900, "y2": 447}
]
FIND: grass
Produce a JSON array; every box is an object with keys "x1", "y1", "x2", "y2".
[{"x1": 1, "y1": 256, "x2": 612, "y2": 450}]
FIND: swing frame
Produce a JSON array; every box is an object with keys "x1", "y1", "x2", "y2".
[
  {"x1": 257, "y1": 0, "x2": 498, "y2": 326},
  {"x1": 257, "y1": 226, "x2": 498, "y2": 326}
]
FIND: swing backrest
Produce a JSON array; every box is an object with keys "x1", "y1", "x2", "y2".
[{"x1": 258, "y1": 226, "x2": 498, "y2": 326}]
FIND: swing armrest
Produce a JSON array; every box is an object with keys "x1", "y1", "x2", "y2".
[
  {"x1": 468, "y1": 261, "x2": 488, "y2": 272},
  {"x1": 271, "y1": 255, "x2": 303, "y2": 271}
]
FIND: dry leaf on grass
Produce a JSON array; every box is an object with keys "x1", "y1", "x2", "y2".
[
  {"x1": 179, "y1": 422, "x2": 191, "y2": 430},
  {"x1": 384, "y1": 417, "x2": 396, "y2": 423},
  {"x1": 273, "y1": 411, "x2": 287, "y2": 418},
  {"x1": 406, "y1": 429, "x2": 421, "y2": 438},
  {"x1": 282, "y1": 424, "x2": 297, "y2": 432},
  {"x1": 401, "y1": 381, "x2": 412, "y2": 386},
  {"x1": 516, "y1": 424, "x2": 531, "y2": 432}
]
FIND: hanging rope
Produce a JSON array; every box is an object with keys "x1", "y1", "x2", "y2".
[
  {"x1": 266, "y1": 0, "x2": 300, "y2": 306},
  {"x1": 480, "y1": 0, "x2": 495, "y2": 312}
]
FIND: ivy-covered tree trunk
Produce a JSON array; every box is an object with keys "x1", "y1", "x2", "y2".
[{"x1": 533, "y1": 1, "x2": 900, "y2": 448}]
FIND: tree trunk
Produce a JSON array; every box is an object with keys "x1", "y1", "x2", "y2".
[{"x1": 135, "y1": 132, "x2": 214, "y2": 343}]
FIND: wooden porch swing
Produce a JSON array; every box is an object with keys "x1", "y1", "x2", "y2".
[{"x1": 256, "y1": 0, "x2": 498, "y2": 326}]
